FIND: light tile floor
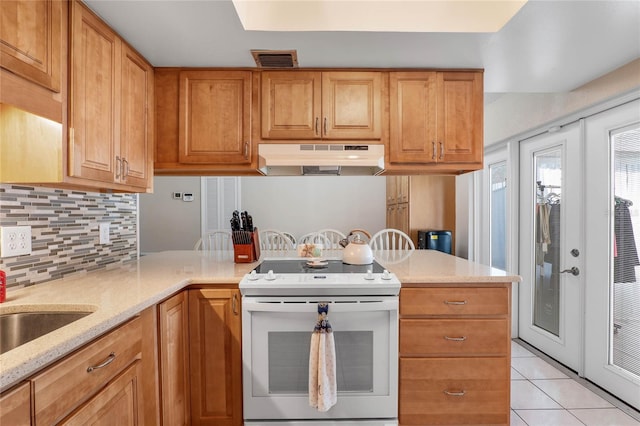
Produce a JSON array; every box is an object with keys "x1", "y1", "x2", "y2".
[{"x1": 511, "y1": 340, "x2": 640, "y2": 426}]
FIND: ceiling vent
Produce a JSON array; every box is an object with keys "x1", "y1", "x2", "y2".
[{"x1": 251, "y1": 50, "x2": 298, "y2": 68}]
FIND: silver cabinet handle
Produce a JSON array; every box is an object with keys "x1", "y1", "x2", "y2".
[
  {"x1": 244, "y1": 142, "x2": 249, "y2": 159},
  {"x1": 439, "y1": 141, "x2": 444, "y2": 160},
  {"x1": 87, "y1": 352, "x2": 116, "y2": 373},
  {"x1": 115, "y1": 156, "x2": 121, "y2": 179},
  {"x1": 432, "y1": 142, "x2": 437, "y2": 160},
  {"x1": 444, "y1": 390, "x2": 466, "y2": 397},
  {"x1": 123, "y1": 158, "x2": 129, "y2": 178},
  {"x1": 232, "y1": 293, "x2": 238, "y2": 315},
  {"x1": 444, "y1": 300, "x2": 467, "y2": 305},
  {"x1": 444, "y1": 336, "x2": 467, "y2": 341}
]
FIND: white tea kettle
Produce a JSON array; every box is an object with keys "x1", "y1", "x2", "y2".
[{"x1": 340, "y1": 229, "x2": 373, "y2": 265}]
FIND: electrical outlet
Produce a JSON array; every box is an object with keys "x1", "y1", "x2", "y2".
[
  {"x1": 0, "y1": 226, "x2": 32, "y2": 257},
  {"x1": 99, "y1": 223, "x2": 110, "y2": 244}
]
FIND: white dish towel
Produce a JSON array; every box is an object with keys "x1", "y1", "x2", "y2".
[{"x1": 309, "y1": 302, "x2": 337, "y2": 411}]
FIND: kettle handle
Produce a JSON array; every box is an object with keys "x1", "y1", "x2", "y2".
[{"x1": 348, "y1": 229, "x2": 372, "y2": 240}]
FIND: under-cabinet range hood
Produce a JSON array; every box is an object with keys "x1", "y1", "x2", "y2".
[{"x1": 258, "y1": 143, "x2": 385, "y2": 176}]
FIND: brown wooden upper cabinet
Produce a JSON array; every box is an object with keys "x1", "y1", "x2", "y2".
[
  {"x1": 261, "y1": 71, "x2": 382, "y2": 141},
  {"x1": 69, "y1": 1, "x2": 153, "y2": 190},
  {"x1": 179, "y1": 70, "x2": 252, "y2": 165},
  {"x1": 0, "y1": 0, "x2": 63, "y2": 93},
  {"x1": 389, "y1": 71, "x2": 483, "y2": 167}
]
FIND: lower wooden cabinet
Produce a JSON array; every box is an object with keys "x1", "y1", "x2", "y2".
[
  {"x1": 0, "y1": 381, "x2": 31, "y2": 426},
  {"x1": 158, "y1": 291, "x2": 191, "y2": 425},
  {"x1": 399, "y1": 284, "x2": 512, "y2": 426},
  {"x1": 188, "y1": 288, "x2": 242, "y2": 426},
  {"x1": 400, "y1": 357, "x2": 510, "y2": 425},
  {"x1": 62, "y1": 360, "x2": 144, "y2": 425}
]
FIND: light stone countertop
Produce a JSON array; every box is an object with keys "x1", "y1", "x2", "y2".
[{"x1": 0, "y1": 249, "x2": 520, "y2": 392}]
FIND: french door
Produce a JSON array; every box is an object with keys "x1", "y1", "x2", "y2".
[
  {"x1": 584, "y1": 99, "x2": 640, "y2": 409},
  {"x1": 518, "y1": 122, "x2": 584, "y2": 372}
]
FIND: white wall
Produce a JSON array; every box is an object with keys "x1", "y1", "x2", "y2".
[
  {"x1": 139, "y1": 176, "x2": 202, "y2": 252},
  {"x1": 140, "y1": 175, "x2": 386, "y2": 252},
  {"x1": 240, "y1": 176, "x2": 386, "y2": 241},
  {"x1": 484, "y1": 59, "x2": 640, "y2": 146}
]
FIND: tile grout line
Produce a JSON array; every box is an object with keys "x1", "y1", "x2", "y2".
[{"x1": 513, "y1": 339, "x2": 640, "y2": 422}]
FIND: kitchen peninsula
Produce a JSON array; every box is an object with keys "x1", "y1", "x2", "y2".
[{"x1": 0, "y1": 250, "x2": 520, "y2": 425}]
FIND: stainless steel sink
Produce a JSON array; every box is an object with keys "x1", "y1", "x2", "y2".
[{"x1": 0, "y1": 311, "x2": 93, "y2": 354}]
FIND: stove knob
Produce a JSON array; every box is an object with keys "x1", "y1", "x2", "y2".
[
  {"x1": 381, "y1": 269, "x2": 392, "y2": 280},
  {"x1": 265, "y1": 270, "x2": 276, "y2": 281},
  {"x1": 247, "y1": 270, "x2": 259, "y2": 281},
  {"x1": 365, "y1": 269, "x2": 374, "y2": 280}
]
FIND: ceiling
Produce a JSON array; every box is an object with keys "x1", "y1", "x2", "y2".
[{"x1": 84, "y1": 0, "x2": 640, "y2": 94}]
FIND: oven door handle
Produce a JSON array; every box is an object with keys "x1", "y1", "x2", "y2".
[{"x1": 242, "y1": 299, "x2": 398, "y2": 313}]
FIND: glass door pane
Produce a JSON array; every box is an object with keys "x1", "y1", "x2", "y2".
[
  {"x1": 534, "y1": 148, "x2": 563, "y2": 337},
  {"x1": 490, "y1": 161, "x2": 507, "y2": 270},
  {"x1": 611, "y1": 125, "x2": 640, "y2": 378}
]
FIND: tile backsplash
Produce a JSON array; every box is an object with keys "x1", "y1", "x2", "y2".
[{"x1": 0, "y1": 184, "x2": 138, "y2": 288}]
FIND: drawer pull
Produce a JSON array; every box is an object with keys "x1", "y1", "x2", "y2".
[
  {"x1": 444, "y1": 336, "x2": 467, "y2": 341},
  {"x1": 444, "y1": 390, "x2": 466, "y2": 397},
  {"x1": 444, "y1": 300, "x2": 467, "y2": 305},
  {"x1": 87, "y1": 352, "x2": 116, "y2": 373}
]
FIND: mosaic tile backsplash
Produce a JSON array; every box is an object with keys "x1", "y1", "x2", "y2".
[{"x1": 0, "y1": 184, "x2": 138, "y2": 288}]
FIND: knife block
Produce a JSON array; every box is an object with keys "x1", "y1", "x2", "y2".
[{"x1": 233, "y1": 228, "x2": 260, "y2": 263}]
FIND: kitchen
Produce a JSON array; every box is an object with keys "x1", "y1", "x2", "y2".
[{"x1": 1, "y1": 1, "x2": 640, "y2": 425}]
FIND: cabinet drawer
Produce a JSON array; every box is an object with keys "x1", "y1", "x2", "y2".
[
  {"x1": 399, "y1": 357, "x2": 510, "y2": 425},
  {"x1": 400, "y1": 319, "x2": 508, "y2": 356},
  {"x1": 400, "y1": 287, "x2": 509, "y2": 316},
  {"x1": 33, "y1": 317, "x2": 142, "y2": 425},
  {"x1": 0, "y1": 381, "x2": 31, "y2": 426}
]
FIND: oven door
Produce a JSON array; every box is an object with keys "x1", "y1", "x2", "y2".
[{"x1": 242, "y1": 295, "x2": 398, "y2": 422}]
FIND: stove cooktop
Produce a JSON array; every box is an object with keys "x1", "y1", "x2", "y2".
[
  {"x1": 252, "y1": 259, "x2": 385, "y2": 274},
  {"x1": 240, "y1": 259, "x2": 400, "y2": 297}
]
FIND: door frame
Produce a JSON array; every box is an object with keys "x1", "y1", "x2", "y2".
[
  {"x1": 517, "y1": 122, "x2": 585, "y2": 373},
  {"x1": 584, "y1": 99, "x2": 640, "y2": 409}
]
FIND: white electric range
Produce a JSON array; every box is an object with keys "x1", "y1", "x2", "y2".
[{"x1": 239, "y1": 258, "x2": 400, "y2": 426}]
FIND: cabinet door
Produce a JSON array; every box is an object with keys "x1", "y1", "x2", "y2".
[
  {"x1": 0, "y1": 0, "x2": 62, "y2": 92},
  {"x1": 389, "y1": 72, "x2": 437, "y2": 164},
  {"x1": 261, "y1": 71, "x2": 321, "y2": 139},
  {"x1": 0, "y1": 382, "x2": 31, "y2": 426},
  {"x1": 159, "y1": 292, "x2": 190, "y2": 426},
  {"x1": 120, "y1": 43, "x2": 153, "y2": 189},
  {"x1": 189, "y1": 289, "x2": 242, "y2": 426},
  {"x1": 386, "y1": 176, "x2": 398, "y2": 205},
  {"x1": 69, "y1": 1, "x2": 119, "y2": 183},
  {"x1": 396, "y1": 203, "x2": 410, "y2": 236},
  {"x1": 436, "y1": 72, "x2": 483, "y2": 164},
  {"x1": 386, "y1": 203, "x2": 397, "y2": 229},
  {"x1": 179, "y1": 70, "x2": 251, "y2": 164},
  {"x1": 61, "y1": 361, "x2": 143, "y2": 425},
  {"x1": 397, "y1": 175, "x2": 409, "y2": 203},
  {"x1": 322, "y1": 71, "x2": 382, "y2": 140}
]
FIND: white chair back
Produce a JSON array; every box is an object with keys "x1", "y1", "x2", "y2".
[
  {"x1": 259, "y1": 229, "x2": 295, "y2": 251},
  {"x1": 194, "y1": 230, "x2": 233, "y2": 251},
  {"x1": 370, "y1": 228, "x2": 415, "y2": 251},
  {"x1": 316, "y1": 229, "x2": 347, "y2": 249},
  {"x1": 298, "y1": 232, "x2": 333, "y2": 247}
]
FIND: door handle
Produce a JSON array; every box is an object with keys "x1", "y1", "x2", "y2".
[{"x1": 561, "y1": 267, "x2": 580, "y2": 276}]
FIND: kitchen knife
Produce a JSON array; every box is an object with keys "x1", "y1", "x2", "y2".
[
  {"x1": 241, "y1": 211, "x2": 248, "y2": 231},
  {"x1": 246, "y1": 214, "x2": 253, "y2": 232}
]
